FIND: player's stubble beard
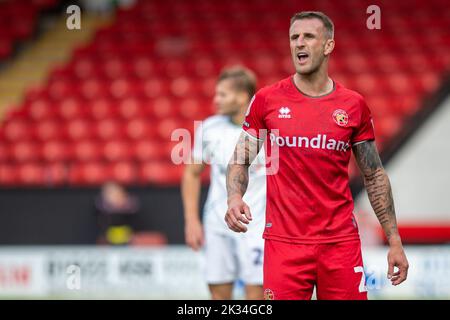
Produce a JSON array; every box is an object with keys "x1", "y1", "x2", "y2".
[{"x1": 294, "y1": 50, "x2": 327, "y2": 77}]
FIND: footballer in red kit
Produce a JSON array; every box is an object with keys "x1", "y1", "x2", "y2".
[
  {"x1": 244, "y1": 78, "x2": 374, "y2": 245},
  {"x1": 225, "y1": 11, "x2": 409, "y2": 300}
]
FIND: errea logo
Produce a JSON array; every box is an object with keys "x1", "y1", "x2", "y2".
[{"x1": 278, "y1": 107, "x2": 291, "y2": 119}]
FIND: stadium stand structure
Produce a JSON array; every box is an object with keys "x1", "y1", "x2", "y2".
[{"x1": 0, "y1": 0, "x2": 449, "y2": 187}]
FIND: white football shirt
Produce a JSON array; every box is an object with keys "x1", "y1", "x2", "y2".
[{"x1": 192, "y1": 115, "x2": 266, "y2": 235}]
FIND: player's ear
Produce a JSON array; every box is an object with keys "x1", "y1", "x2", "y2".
[{"x1": 324, "y1": 38, "x2": 335, "y2": 56}]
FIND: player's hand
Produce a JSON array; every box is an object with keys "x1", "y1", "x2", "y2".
[
  {"x1": 184, "y1": 219, "x2": 204, "y2": 251},
  {"x1": 387, "y1": 243, "x2": 409, "y2": 286},
  {"x1": 225, "y1": 196, "x2": 252, "y2": 233}
]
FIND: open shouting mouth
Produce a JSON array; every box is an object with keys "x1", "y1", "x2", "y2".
[{"x1": 296, "y1": 52, "x2": 309, "y2": 65}]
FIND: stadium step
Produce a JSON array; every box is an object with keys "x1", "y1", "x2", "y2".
[{"x1": 0, "y1": 12, "x2": 112, "y2": 120}]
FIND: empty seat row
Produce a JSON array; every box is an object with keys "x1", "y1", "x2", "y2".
[{"x1": 0, "y1": 161, "x2": 191, "y2": 186}]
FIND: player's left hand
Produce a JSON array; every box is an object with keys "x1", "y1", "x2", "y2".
[
  {"x1": 225, "y1": 195, "x2": 252, "y2": 233},
  {"x1": 387, "y1": 244, "x2": 409, "y2": 286}
]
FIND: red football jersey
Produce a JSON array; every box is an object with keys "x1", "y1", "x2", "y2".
[{"x1": 243, "y1": 76, "x2": 375, "y2": 244}]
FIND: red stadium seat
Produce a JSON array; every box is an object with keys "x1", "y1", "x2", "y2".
[
  {"x1": 125, "y1": 119, "x2": 155, "y2": 140},
  {"x1": 0, "y1": 142, "x2": 11, "y2": 162},
  {"x1": 387, "y1": 74, "x2": 412, "y2": 95},
  {"x1": 109, "y1": 78, "x2": 139, "y2": 99},
  {"x1": 35, "y1": 120, "x2": 65, "y2": 141},
  {"x1": 249, "y1": 54, "x2": 278, "y2": 76},
  {"x1": 73, "y1": 140, "x2": 102, "y2": 162},
  {"x1": 4, "y1": 120, "x2": 34, "y2": 142},
  {"x1": 132, "y1": 56, "x2": 156, "y2": 79},
  {"x1": 72, "y1": 44, "x2": 97, "y2": 61},
  {"x1": 10, "y1": 141, "x2": 40, "y2": 162},
  {"x1": 26, "y1": 98, "x2": 56, "y2": 121},
  {"x1": 117, "y1": 98, "x2": 144, "y2": 119},
  {"x1": 178, "y1": 98, "x2": 209, "y2": 121},
  {"x1": 352, "y1": 74, "x2": 380, "y2": 96},
  {"x1": 48, "y1": 79, "x2": 76, "y2": 100},
  {"x1": 0, "y1": 163, "x2": 18, "y2": 185},
  {"x1": 88, "y1": 99, "x2": 118, "y2": 120},
  {"x1": 109, "y1": 161, "x2": 137, "y2": 185},
  {"x1": 80, "y1": 79, "x2": 109, "y2": 100},
  {"x1": 376, "y1": 116, "x2": 403, "y2": 142},
  {"x1": 192, "y1": 58, "x2": 221, "y2": 77},
  {"x1": 142, "y1": 78, "x2": 170, "y2": 99},
  {"x1": 366, "y1": 96, "x2": 394, "y2": 119},
  {"x1": 66, "y1": 119, "x2": 95, "y2": 140},
  {"x1": 4, "y1": 107, "x2": 28, "y2": 121},
  {"x1": 71, "y1": 57, "x2": 99, "y2": 80},
  {"x1": 199, "y1": 77, "x2": 216, "y2": 99},
  {"x1": 103, "y1": 57, "x2": 128, "y2": 79},
  {"x1": 102, "y1": 140, "x2": 133, "y2": 161},
  {"x1": 44, "y1": 162, "x2": 69, "y2": 186},
  {"x1": 69, "y1": 162, "x2": 110, "y2": 186},
  {"x1": 138, "y1": 161, "x2": 184, "y2": 186},
  {"x1": 144, "y1": 97, "x2": 178, "y2": 119},
  {"x1": 156, "y1": 118, "x2": 191, "y2": 142},
  {"x1": 17, "y1": 163, "x2": 45, "y2": 186},
  {"x1": 170, "y1": 77, "x2": 196, "y2": 98},
  {"x1": 96, "y1": 119, "x2": 125, "y2": 140},
  {"x1": 419, "y1": 72, "x2": 440, "y2": 94},
  {"x1": 41, "y1": 140, "x2": 71, "y2": 162},
  {"x1": 24, "y1": 85, "x2": 49, "y2": 102},
  {"x1": 133, "y1": 140, "x2": 165, "y2": 161},
  {"x1": 164, "y1": 59, "x2": 187, "y2": 78},
  {"x1": 49, "y1": 65, "x2": 74, "y2": 82},
  {"x1": 58, "y1": 98, "x2": 88, "y2": 120}
]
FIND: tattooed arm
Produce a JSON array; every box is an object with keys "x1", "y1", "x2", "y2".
[
  {"x1": 353, "y1": 140, "x2": 409, "y2": 285},
  {"x1": 225, "y1": 132, "x2": 263, "y2": 233}
]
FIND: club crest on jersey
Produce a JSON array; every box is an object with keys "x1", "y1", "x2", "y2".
[
  {"x1": 332, "y1": 109, "x2": 349, "y2": 126},
  {"x1": 278, "y1": 107, "x2": 291, "y2": 119},
  {"x1": 264, "y1": 289, "x2": 274, "y2": 300}
]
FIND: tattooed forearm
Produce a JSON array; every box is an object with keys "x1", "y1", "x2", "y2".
[
  {"x1": 353, "y1": 141, "x2": 400, "y2": 241},
  {"x1": 226, "y1": 132, "x2": 262, "y2": 201},
  {"x1": 353, "y1": 140, "x2": 380, "y2": 175},
  {"x1": 364, "y1": 168, "x2": 398, "y2": 238},
  {"x1": 226, "y1": 164, "x2": 249, "y2": 200}
]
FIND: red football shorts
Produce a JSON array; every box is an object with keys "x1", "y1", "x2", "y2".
[{"x1": 263, "y1": 239, "x2": 368, "y2": 300}]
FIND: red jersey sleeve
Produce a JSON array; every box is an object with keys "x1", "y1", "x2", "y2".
[
  {"x1": 242, "y1": 93, "x2": 266, "y2": 140},
  {"x1": 352, "y1": 98, "x2": 375, "y2": 144}
]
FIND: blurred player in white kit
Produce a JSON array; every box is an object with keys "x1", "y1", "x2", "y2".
[{"x1": 181, "y1": 66, "x2": 266, "y2": 300}]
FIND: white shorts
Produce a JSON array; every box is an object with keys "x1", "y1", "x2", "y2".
[{"x1": 203, "y1": 228, "x2": 264, "y2": 285}]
